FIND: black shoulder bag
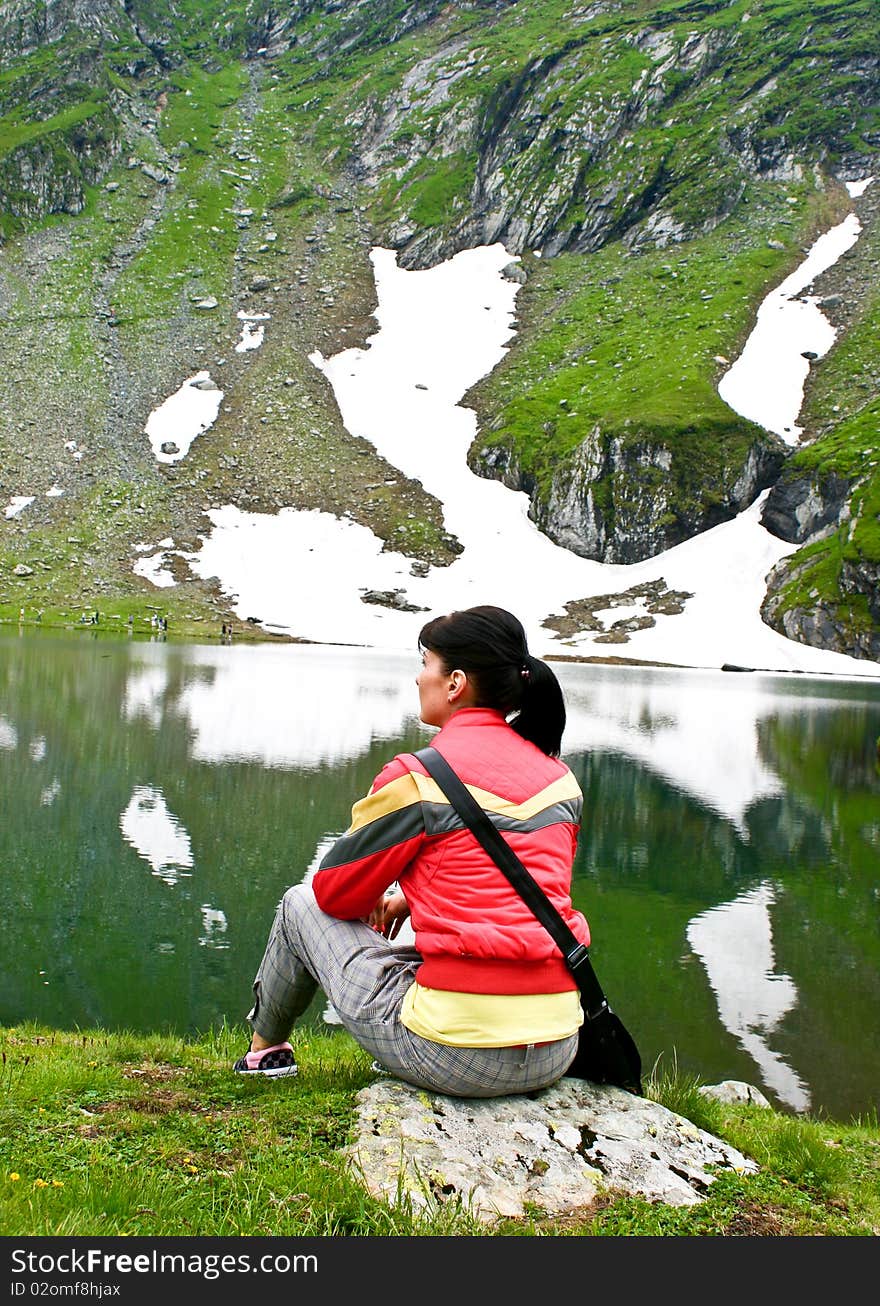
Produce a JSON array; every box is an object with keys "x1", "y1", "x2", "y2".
[{"x1": 414, "y1": 746, "x2": 643, "y2": 1096}]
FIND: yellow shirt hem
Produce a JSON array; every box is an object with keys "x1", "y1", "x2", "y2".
[{"x1": 400, "y1": 982, "x2": 583, "y2": 1048}]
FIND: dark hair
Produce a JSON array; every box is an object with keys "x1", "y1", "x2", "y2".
[{"x1": 418, "y1": 605, "x2": 566, "y2": 757}]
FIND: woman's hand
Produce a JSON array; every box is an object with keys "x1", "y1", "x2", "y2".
[{"x1": 368, "y1": 889, "x2": 410, "y2": 941}]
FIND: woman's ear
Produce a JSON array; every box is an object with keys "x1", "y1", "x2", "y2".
[{"x1": 447, "y1": 669, "x2": 469, "y2": 703}]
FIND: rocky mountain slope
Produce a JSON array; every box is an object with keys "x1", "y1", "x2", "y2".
[{"x1": 0, "y1": 0, "x2": 877, "y2": 658}]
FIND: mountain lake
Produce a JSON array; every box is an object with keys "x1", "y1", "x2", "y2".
[{"x1": 1, "y1": 631, "x2": 878, "y2": 1121}]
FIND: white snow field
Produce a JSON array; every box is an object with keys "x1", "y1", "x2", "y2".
[{"x1": 182, "y1": 209, "x2": 878, "y2": 678}]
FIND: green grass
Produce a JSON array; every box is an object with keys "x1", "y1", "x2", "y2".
[
  {"x1": 0, "y1": 476, "x2": 227, "y2": 639},
  {"x1": 0, "y1": 100, "x2": 109, "y2": 158},
  {"x1": 112, "y1": 63, "x2": 249, "y2": 327},
  {"x1": 1, "y1": 1024, "x2": 877, "y2": 1236}
]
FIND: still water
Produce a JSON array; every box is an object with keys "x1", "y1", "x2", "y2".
[{"x1": 1, "y1": 632, "x2": 878, "y2": 1121}]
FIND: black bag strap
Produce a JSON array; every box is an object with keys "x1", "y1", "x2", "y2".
[{"x1": 413, "y1": 746, "x2": 610, "y2": 1020}]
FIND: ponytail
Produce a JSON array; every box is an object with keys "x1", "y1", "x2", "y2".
[
  {"x1": 512, "y1": 652, "x2": 566, "y2": 757},
  {"x1": 418, "y1": 606, "x2": 567, "y2": 757}
]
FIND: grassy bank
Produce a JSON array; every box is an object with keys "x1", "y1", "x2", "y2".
[{"x1": 1, "y1": 1023, "x2": 877, "y2": 1236}]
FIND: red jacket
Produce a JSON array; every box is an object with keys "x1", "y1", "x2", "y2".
[{"x1": 312, "y1": 707, "x2": 589, "y2": 995}]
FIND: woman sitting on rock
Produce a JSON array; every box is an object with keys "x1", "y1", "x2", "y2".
[{"x1": 233, "y1": 604, "x2": 589, "y2": 1097}]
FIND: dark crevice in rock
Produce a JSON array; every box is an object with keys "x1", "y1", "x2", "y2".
[
  {"x1": 670, "y1": 1163, "x2": 708, "y2": 1192},
  {"x1": 585, "y1": 1147, "x2": 609, "y2": 1175},
  {"x1": 577, "y1": 1125, "x2": 599, "y2": 1155}
]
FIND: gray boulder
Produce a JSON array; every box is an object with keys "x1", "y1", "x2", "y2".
[
  {"x1": 698, "y1": 1080, "x2": 771, "y2": 1108},
  {"x1": 346, "y1": 1078, "x2": 758, "y2": 1222},
  {"x1": 502, "y1": 261, "x2": 528, "y2": 284}
]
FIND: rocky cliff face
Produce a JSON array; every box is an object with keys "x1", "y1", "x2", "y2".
[
  {"x1": 473, "y1": 424, "x2": 786, "y2": 563},
  {"x1": 0, "y1": 0, "x2": 130, "y2": 58},
  {"x1": 761, "y1": 470, "x2": 853, "y2": 545},
  {"x1": 0, "y1": 2, "x2": 148, "y2": 229},
  {"x1": 343, "y1": 4, "x2": 879, "y2": 270},
  {"x1": 0, "y1": 107, "x2": 122, "y2": 222},
  {"x1": 760, "y1": 463, "x2": 880, "y2": 662},
  {"x1": 762, "y1": 554, "x2": 880, "y2": 661}
]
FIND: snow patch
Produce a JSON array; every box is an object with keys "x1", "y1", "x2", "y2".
[
  {"x1": 133, "y1": 552, "x2": 177, "y2": 589},
  {"x1": 145, "y1": 371, "x2": 224, "y2": 463},
  {"x1": 718, "y1": 215, "x2": 861, "y2": 441},
  {"x1": 845, "y1": 177, "x2": 874, "y2": 199},
  {"x1": 235, "y1": 311, "x2": 268, "y2": 353},
  {"x1": 5, "y1": 496, "x2": 35, "y2": 519}
]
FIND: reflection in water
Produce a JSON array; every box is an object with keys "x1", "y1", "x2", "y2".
[
  {"x1": 123, "y1": 643, "x2": 419, "y2": 769},
  {"x1": 3, "y1": 634, "x2": 878, "y2": 1120},
  {"x1": 176, "y1": 646, "x2": 418, "y2": 769},
  {"x1": 686, "y1": 883, "x2": 810, "y2": 1112},
  {"x1": 122, "y1": 663, "x2": 170, "y2": 728},
  {"x1": 40, "y1": 778, "x2": 61, "y2": 806},
  {"x1": 118, "y1": 649, "x2": 816, "y2": 826},
  {"x1": 119, "y1": 785, "x2": 194, "y2": 886},
  {"x1": 562, "y1": 667, "x2": 792, "y2": 831},
  {"x1": 199, "y1": 905, "x2": 229, "y2": 950}
]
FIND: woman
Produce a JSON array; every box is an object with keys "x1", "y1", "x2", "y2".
[{"x1": 233, "y1": 605, "x2": 590, "y2": 1097}]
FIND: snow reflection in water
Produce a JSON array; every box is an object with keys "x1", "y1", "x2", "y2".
[
  {"x1": 199, "y1": 905, "x2": 229, "y2": 950},
  {"x1": 119, "y1": 785, "x2": 194, "y2": 886},
  {"x1": 686, "y1": 883, "x2": 810, "y2": 1112},
  {"x1": 121, "y1": 643, "x2": 419, "y2": 770},
  {"x1": 117, "y1": 645, "x2": 828, "y2": 831},
  {"x1": 122, "y1": 663, "x2": 170, "y2": 729}
]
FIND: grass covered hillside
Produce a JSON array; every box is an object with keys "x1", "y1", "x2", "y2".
[{"x1": 0, "y1": 0, "x2": 877, "y2": 656}]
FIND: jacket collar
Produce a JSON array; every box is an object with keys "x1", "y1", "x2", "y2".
[{"x1": 435, "y1": 707, "x2": 508, "y2": 735}]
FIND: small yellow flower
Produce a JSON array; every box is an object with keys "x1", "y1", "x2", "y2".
[
  {"x1": 38, "y1": 1107, "x2": 46, "y2": 1114},
  {"x1": 186, "y1": 1164, "x2": 197, "y2": 1174},
  {"x1": 9, "y1": 1173, "x2": 20, "y2": 1182},
  {"x1": 33, "y1": 1178, "x2": 48, "y2": 1189},
  {"x1": 87, "y1": 1061, "x2": 98, "y2": 1068},
  {"x1": 52, "y1": 1180, "x2": 64, "y2": 1188}
]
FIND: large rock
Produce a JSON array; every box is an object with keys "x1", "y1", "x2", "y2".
[
  {"x1": 699, "y1": 1080, "x2": 771, "y2": 1108},
  {"x1": 761, "y1": 551, "x2": 880, "y2": 662},
  {"x1": 473, "y1": 427, "x2": 786, "y2": 564},
  {"x1": 346, "y1": 1078, "x2": 758, "y2": 1222},
  {"x1": 761, "y1": 471, "x2": 853, "y2": 544}
]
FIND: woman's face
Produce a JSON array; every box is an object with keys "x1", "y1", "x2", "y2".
[{"x1": 416, "y1": 648, "x2": 457, "y2": 728}]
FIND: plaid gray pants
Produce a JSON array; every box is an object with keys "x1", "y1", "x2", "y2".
[{"x1": 247, "y1": 882, "x2": 579, "y2": 1098}]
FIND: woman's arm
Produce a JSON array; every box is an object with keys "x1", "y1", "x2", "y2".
[{"x1": 312, "y1": 758, "x2": 426, "y2": 920}]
